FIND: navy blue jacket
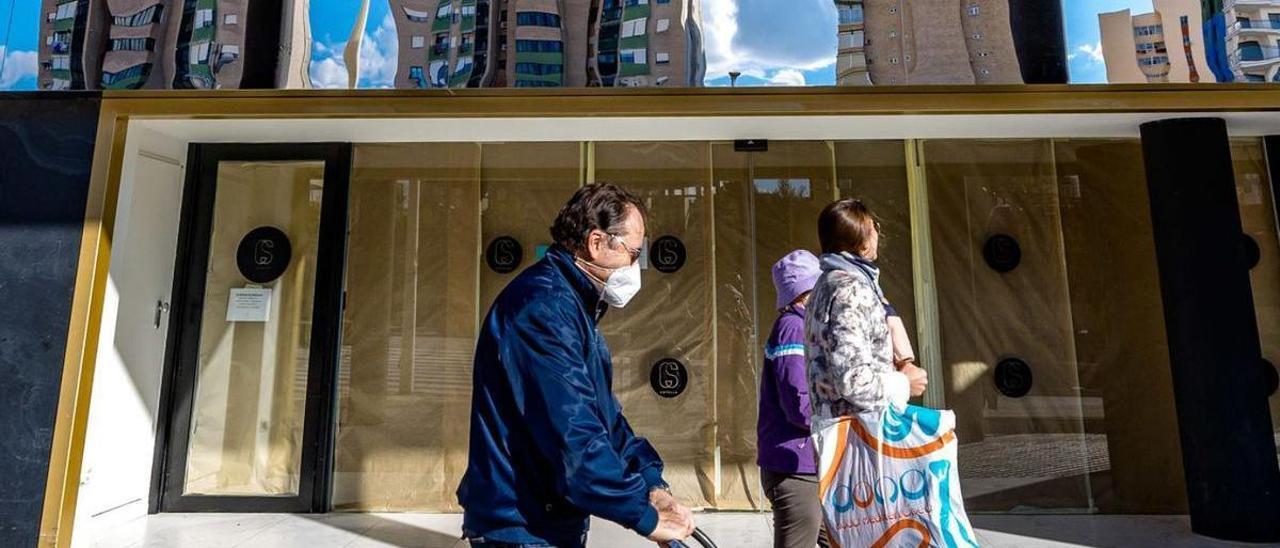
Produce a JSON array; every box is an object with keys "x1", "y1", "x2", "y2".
[{"x1": 458, "y1": 245, "x2": 666, "y2": 545}]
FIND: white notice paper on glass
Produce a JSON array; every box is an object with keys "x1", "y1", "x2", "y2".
[{"x1": 227, "y1": 287, "x2": 272, "y2": 322}]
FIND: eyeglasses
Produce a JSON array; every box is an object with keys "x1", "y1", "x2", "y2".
[{"x1": 609, "y1": 234, "x2": 643, "y2": 263}]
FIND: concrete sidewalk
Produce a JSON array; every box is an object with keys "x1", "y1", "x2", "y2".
[{"x1": 89, "y1": 512, "x2": 1280, "y2": 548}]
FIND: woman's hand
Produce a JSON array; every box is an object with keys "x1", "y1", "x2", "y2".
[{"x1": 901, "y1": 362, "x2": 929, "y2": 397}]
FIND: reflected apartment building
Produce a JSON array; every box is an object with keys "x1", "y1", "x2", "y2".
[
  {"x1": 390, "y1": 0, "x2": 495, "y2": 88},
  {"x1": 391, "y1": 0, "x2": 705, "y2": 88},
  {"x1": 1099, "y1": 0, "x2": 1216, "y2": 83},
  {"x1": 1225, "y1": 0, "x2": 1280, "y2": 82},
  {"x1": 38, "y1": 0, "x2": 109, "y2": 91},
  {"x1": 835, "y1": 0, "x2": 1023, "y2": 86},
  {"x1": 38, "y1": 0, "x2": 311, "y2": 90},
  {"x1": 101, "y1": 0, "x2": 173, "y2": 89}
]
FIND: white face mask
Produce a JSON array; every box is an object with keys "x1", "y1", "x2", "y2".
[
  {"x1": 577, "y1": 232, "x2": 645, "y2": 308},
  {"x1": 578, "y1": 257, "x2": 643, "y2": 308},
  {"x1": 599, "y1": 262, "x2": 642, "y2": 308}
]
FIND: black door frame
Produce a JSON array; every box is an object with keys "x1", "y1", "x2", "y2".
[{"x1": 149, "y1": 143, "x2": 352, "y2": 513}]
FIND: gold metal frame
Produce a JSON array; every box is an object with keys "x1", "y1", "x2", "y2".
[
  {"x1": 39, "y1": 107, "x2": 128, "y2": 548},
  {"x1": 40, "y1": 84, "x2": 1280, "y2": 547},
  {"x1": 905, "y1": 139, "x2": 946, "y2": 408},
  {"x1": 85, "y1": 83, "x2": 1280, "y2": 118}
]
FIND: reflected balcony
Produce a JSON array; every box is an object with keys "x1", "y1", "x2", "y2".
[
  {"x1": 1231, "y1": 44, "x2": 1280, "y2": 68},
  {"x1": 1225, "y1": 0, "x2": 1277, "y2": 9},
  {"x1": 1228, "y1": 19, "x2": 1280, "y2": 39}
]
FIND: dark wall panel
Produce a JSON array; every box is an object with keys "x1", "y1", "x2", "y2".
[
  {"x1": 1008, "y1": 0, "x2": 1069, "y2": 84},
  {"x1": 0, "y1": 93, "x2": 101, "y2": 546},
  {"x1": 243, "y1": 0, "x2": 285, "y2": 88},
  {"x1": 1141, "y1": 118, "x2": 1280, "y2": 542}
]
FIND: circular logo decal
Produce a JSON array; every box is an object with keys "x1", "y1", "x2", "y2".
[
  {"x1": 650, "y1": 358, "x2": 689, "y2": 399},
  {"x1": 994, "y1": 357, "x2": 1033, "y2": 398},
  {"x1": 486, "y1": 236, "x2": 523, "y2": 274},
  {"x1": 236, "y1": 227, "x2": 292, "y2": 283},
  {"x1": 983, "y1": 234, "x2": 1022, "y2": 273},
  {"x1": 650, "y1": 236, "x2": 686, "y2": 274},
  {"x1": 1242, "y1": 234, "x2": 1261, "y2": 270}
]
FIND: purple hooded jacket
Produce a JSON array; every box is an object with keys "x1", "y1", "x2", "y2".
[{"x1": 757, "y1": 304, "x2": 816, "y2": 475}]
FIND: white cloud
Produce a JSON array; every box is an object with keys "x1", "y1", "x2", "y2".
[
  {"x1": 1070, "y1": 41, "x2": 1104, "y2": 65},
  {"x1": 701, "y1": 0, "x2": 835, "y2": 82},
  {"x1": 0, "y1": 47, "x2": 39, "y2": 90},
  {"x1": 308, "y1": 10, "x2": 398, "y2": 89},
  {"x1": 768, "y1": 69, "x2": 807, "y2": 86},
  {"x1": 314, "y1": 40, "x2": 337, "y2": 58},
  {"x1": 702, "y1": 0, "x2": 755, "y2": 80},
  {"x1": 1066, "y1": 40, "x2": 1107, "y2": 84},
  {"x1": 311, "y1": 55, "x2": 350, "y2": 88},
  {"x1": 357, "y1": 11, "x2": 398, "y2": 88}
]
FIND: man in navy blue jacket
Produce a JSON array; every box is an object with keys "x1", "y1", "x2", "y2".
[{"x1": 458, "y1": 183, "x2": 695, "y2": 547}]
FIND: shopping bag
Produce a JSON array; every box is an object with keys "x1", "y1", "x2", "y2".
[{"x1": 814, "y1": 404, "x2": 979, "y2": 548}]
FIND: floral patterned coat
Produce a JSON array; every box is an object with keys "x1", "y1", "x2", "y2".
[{"x1": 803, "y1": 253, "x2": 911, "y2": 424}]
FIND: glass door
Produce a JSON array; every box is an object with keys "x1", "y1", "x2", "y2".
[{"x1": 155, "y1": 143, "x2": 351, "y2": 512}]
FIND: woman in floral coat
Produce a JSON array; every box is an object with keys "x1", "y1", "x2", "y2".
[{"x1": 804, "y1": 199, "x2": 929, "y2": 425}]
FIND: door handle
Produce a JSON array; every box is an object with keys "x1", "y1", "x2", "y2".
[{"x1": 154, "y1": 300, "x2": 171, "y2": 329}]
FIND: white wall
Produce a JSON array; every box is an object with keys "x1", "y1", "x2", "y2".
[
  {"x1": 132, "y1": 111, "x2": 1280, "y2": 145},
  {"x1": 71, "y1": 126, "x2": 187, "y2": 548}
]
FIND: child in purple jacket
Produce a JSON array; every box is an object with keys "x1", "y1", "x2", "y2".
[{"x1": 758, "y1": 250, "x2": 828, "y2": 548}]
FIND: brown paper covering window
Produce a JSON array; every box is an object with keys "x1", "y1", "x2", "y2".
[{"x1": 330, "y1": 139, "x2": 1190, "y2": 514}]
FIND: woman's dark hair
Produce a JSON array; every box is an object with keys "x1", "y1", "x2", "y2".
[
  {"x1": 551, "y1": 183, "x2": 648, "y2": 251},
  {"x1": 818, "y1": 199, "x2": 878, "y2": 256}
]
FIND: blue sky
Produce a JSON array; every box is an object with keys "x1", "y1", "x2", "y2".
[
  {"x1": 0, "y1": 0, "x2": 1168, "y2": 90},
  {"x1": 1063, "y1": 0, "x2": 1154, "y2": 84},
  {"x1": 309, "y1": 0, "x2": 396, "y2": 89},
  {"x1": 0, "y1": 0, "x2": 38, "y2": 90}
]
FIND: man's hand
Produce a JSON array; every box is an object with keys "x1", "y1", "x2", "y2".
[
  {"x1": 901, "y1": 362, "x2": 928, "y2": 398},
  {"x1": 646, "y1": 489, "x2": 694, "y2": 544}
]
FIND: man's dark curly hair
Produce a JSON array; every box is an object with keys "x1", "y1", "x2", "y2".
[{"x1": 550, "y1": 183, "x2": 648, "y2": 252}]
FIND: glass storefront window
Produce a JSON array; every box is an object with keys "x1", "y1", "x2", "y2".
[
  {"x1": 335, "y1": 143, "x2": 484, "y2": 511},
  {"x1": 335, "y1": 142, "x2": 585, "y2": 511},
  {"x1": 595, "y1": 142, "x2": 719, "y2": 507},
  {"x1": 327, "y1": 138, "x2": 1190, "y2": 514},
  {"x1": 922, "y1": 139, "x2": 1187, "y2": 513},
  {"x1": 183, "y1": 160, "x2": 325, "y2": 496},
  {"x1": 923, "y1": 139, "x2": 1094, "y2": 512},
  {"x1": 479, "y1": 142, "x2": 585, "y2": 309},
  {"x1": 1053, "y1": 139, "x2": 1186, "y2": 513}
]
